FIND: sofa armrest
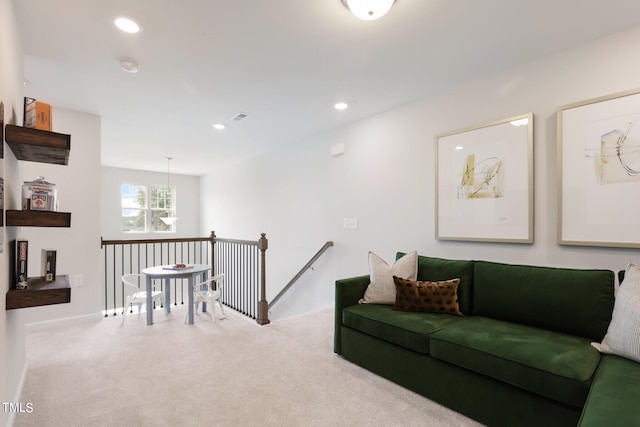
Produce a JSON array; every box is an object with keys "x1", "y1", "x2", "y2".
[
  {"x1": 334, "y1": 275, "x2": 369, "y2": 354},
  {"x1": 578, "y1": 355, "x2": 640, "y2": 426}
]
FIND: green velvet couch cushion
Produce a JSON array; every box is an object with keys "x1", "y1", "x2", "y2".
[
  {"x1": 343, "y1": 304, "x2": 462, "y2": 354},
  {"x1": 472, "y1": 261, "x2": 614, "y2": 341},
  {"x1": 430, "y1": 316, "x2": 601, "y2": 408},
  {"x1": 578, "y1": 355, "x2": 640, "y2": 426},
  {"x1": 397, "y1": 253, "x2": 474, "y2": 315}
]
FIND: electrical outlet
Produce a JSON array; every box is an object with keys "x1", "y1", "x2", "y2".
[{"x1": 73, "y1": 274, "x2": 85, "y2": 287}]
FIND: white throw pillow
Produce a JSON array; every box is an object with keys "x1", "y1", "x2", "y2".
[
  {"x1": 592, "y1": 263, "x2": 640, "y2": 363},
  {"x1": 359, "y1": 251, "x2": 418, "y2": 305}
]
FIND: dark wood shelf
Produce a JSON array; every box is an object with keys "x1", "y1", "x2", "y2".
[
  {"x1": 5, "y1": 124, "x2": 70, "y2": 165},
  {"x1": 6, "y1": 275, "x2": 71, "y2": 310},
  {"x1": 6, "y1": 210, "x2": 71, "y2": 227}
]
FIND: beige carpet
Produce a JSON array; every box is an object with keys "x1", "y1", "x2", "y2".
[{"x1": 15, "y1": 306, "x2": 482, "y2": 427}]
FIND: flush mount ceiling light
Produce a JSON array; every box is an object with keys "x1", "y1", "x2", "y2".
[
  {"x1": 341, "y1": 0, "x2": 396, "y2": 20},
  {"x1": 212, "y1": 123, "x2": 226, "y2": 130},
  {"x1": 114, "y1": 17, "x2": 141, "y2": 33},
  {"x1": 334, "y1": 102, "x2": 348, "y2": 110},
  {"x1": 119, "y1": 59, "x2": 139, "y2": 73}
]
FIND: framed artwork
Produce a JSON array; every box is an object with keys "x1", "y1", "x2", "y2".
[
  {"x1": 558, "y1": 88, "x2": 640, "y2": 248},
  {"x1": 435, "y1": 113, "x2": 534, "y2": 243}
]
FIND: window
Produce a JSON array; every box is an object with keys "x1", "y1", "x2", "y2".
[{"x1": 121, "y1": 183, "x2": 176, "y2": 233}]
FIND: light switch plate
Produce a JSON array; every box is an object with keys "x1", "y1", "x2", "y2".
[{"x1": 343, "y1": 218, "x2": 358, "y2": 230}]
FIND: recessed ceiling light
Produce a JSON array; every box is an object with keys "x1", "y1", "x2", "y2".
[
  {"x1": 115, "y1": 17, "x2": 141, "y2": 34},
  {"x1": 334, "y1": 102, "x2": 348, "y2": 110},
  {"x1": 342, "y1": 0, "x2": 396, "y2": 20},
  {"x1": 212, "y1": 123, "x2": 226, "y2": 130}
]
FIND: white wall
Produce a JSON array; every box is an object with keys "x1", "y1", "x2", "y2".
[
  {"x1": 201, "y1": 24, "x2": 640, "y2": 320},
  {"x1": 0, "y1": 4, "x2": 95, "y2": 424},
  {"x1": 0, "y1": 0, "x2": 25, "y2": 423},
  {"x1": 1, "y1": 97, "x2": 101, "y2": 427},
  {"x1": 101, "y1": 166, "x2": 201, "y2": 240},
  {"x1": 12, "y1": 108, "x2": 102, "y2": 326}
]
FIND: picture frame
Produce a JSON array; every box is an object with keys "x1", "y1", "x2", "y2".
[
  {"x1": 435, "y1": 113, "x2": 534, "y2": 243},
  {"x1": 558, "y1": 88, "x2": 640, "y2": 248}
]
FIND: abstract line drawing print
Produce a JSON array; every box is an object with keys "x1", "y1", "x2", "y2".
[
  {"x1": 457, "y1": 154, "x2": 504, "y2": 199},
  {"x1": 594, "y1": 120, "x2": 640, "y2": 184}
]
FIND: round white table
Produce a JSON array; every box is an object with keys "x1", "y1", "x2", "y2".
[{"x1": 141, "y1": 264, "x2": 210, "y2": 325}]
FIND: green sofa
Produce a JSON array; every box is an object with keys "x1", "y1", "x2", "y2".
[{"x1": 334, "y1": 254, "x2": 640, "y2": 426}]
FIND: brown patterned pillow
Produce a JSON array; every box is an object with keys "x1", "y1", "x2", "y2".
[{"x1": 392, "y1": 276, "x2": 462, "y2": 316}]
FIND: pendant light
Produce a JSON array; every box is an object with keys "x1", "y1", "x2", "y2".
[
  {"x1": 341, "y1": 0, "x2": 396, "y2": 21},
  {"x1": 160, "y1": 157, "x2": 178, "y2": 226}
]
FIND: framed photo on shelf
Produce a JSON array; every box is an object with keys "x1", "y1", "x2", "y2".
[
  {"x1": 558, "y1": 88, "x2": 640, "y2": 248},
  {"x1": 435, "y1": 113, "x2": 534, "y2": 243}
]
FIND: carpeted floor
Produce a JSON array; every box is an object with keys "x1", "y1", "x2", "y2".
[{"x1": 15, "y1": 306, "x2": 482, "y2": 426}]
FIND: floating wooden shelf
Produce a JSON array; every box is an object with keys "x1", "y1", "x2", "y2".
[
  {"x1": 6, "y1": 210, "x2": 71, "y2": 227},
  {"x1": 4, "y1": 124, "x2": 74, "y2": 310},
  {"x1": 5, "y1": 124, "x2": 70, "y2": 165},
  {"x1": 6, "y1": 275, "x2": 71, "y2": 310}
]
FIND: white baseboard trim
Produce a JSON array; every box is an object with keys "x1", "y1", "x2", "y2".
[
  {"x1": 5, "y1": 360, "x2": 27, "y2": 427},
  {"x1": 25, "y1": 312, "x2": 103, "y2": 333}
]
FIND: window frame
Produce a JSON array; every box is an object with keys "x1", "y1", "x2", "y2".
[{"x1": 121, "y1": 182, "x2": 177, "y2": 233}]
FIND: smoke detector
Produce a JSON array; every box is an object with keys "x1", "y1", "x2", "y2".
[{"x1": 120, "y1": 59, "x2": 139, "y2": 73}]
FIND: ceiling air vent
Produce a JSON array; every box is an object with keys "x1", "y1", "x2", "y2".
[{"x1": 232, "y1": 112, "x2": 249, "y2": 122}]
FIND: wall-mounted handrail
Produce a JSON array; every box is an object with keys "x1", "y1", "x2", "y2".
[{"x1": 268, "y1": 241, "x2": 333, "y2": 310}]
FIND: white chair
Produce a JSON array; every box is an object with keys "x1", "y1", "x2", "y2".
[
  {"x1": 186, "y1": 273, "x2": 227, "y2": 323},
  {"x1": 121, "y1": 274, "x2": 164, "y2": 324}
]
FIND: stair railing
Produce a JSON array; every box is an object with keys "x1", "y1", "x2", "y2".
[
  {"x1": 210, "y1": 231, "x2": 270, "y2": 325},
  {"x1": 101, "y1": 231, "x2": 269, "y2": 325}
]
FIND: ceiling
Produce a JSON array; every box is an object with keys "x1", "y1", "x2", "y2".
[{"x1": 13, "y1": 0, "x2": 640, "y2": 176}]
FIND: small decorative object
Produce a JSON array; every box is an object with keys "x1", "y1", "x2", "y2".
[
  {"x1": 16, "y1": 275, "x2": 28, "y2": 290},
  {"x1": 558, "y1": 88, "x2": 640, "y2": 248},
  {"x1": 163, "y1": 263, "x2": 191, "y2": 270},
  {"x1": 435, "y1": 113, "x2": 534, "y2": 243},
  {"x1": 15, "y1": 239, "x2": 28, "y2": 285},
  {"x1": 42, "y1": 249, "x2": 57, "y2": 281},
  {"x1": 23, "y1": 97, "x2": 52, "y2": 131},
  {"x1": 22, "y1": 176, "x2": 58, "y2": 211}
]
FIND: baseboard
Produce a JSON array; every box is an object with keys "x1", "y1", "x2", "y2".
[
  {"x1": 25, "y1": 312, "x2": 103, "y2": 333},
  {"x1": 5, "y1": 360, "x2": 27, "y2": 427}
]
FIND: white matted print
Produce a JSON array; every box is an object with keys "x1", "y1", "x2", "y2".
[
  {"x1": 436, "y1": 113, "x2": 533, "y2": 243},
  {"x1": 558, "y1": 88, "x2": 640, "y2": 247}
]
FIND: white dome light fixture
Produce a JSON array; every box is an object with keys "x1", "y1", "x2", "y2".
[
  {"x1": 341, "y1": 0, "x2": 396, "y2": 21},
  {"x1": 334, "y1": 102, "x2": 348, "y2": 110}
]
